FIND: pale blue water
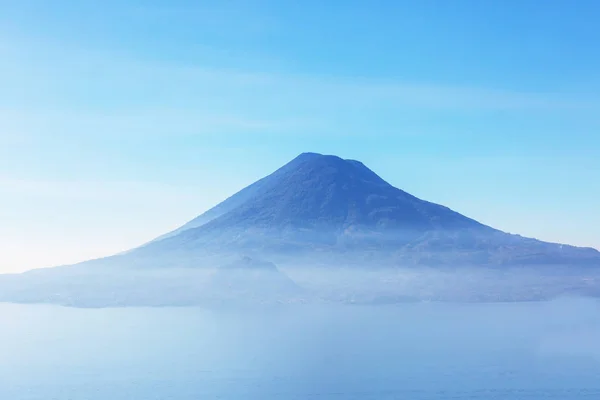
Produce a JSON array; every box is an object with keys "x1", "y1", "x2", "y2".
[{"x1": 1, "y1": 300, "x2": 600, "y2": 399}]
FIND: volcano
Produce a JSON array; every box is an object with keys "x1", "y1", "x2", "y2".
[
  {"x1": 3, "y1": 152, "x2": 600, "y2": 306},
  {"x1": 104, "y1": 152, "x2": 599, "y2": 269}
]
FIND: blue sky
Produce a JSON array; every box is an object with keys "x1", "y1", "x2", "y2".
[{"x1": 1, "y1": 0, "x2": 599, "y2": 272}]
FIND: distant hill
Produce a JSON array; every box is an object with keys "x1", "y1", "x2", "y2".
[
  {"x1": 122, "y1": 152, "x2": 599, "y2": 269},
  {"x1": 208, "y1": 256, "x2": 301, "y2": 298}
]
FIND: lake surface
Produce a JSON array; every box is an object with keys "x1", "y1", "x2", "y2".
[{"x1": 2, "y1": 299, "x2": 600, "y2": 399}]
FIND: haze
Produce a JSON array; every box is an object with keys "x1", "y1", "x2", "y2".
[
  {"x1": 2, "y1": 2, "x2": 600, "y2": 399},
  {"x1": 3, "y1": 299, "x2": 600, "y2": 399}
]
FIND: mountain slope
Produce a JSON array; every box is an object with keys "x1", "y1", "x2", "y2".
[{"x1": 126, "y1": 152, "x2": 599, "y2": 268}]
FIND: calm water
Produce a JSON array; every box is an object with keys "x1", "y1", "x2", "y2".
[{"x1": 2, "y1": 300, "x2": 600, "y2": 399}]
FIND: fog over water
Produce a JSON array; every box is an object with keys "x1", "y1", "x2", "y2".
[
  {"x1": 2, "y1": 263, "x2": 599, "y2": 307},
  {"x1": 2, "y1": 298, "x2": 600, "y2": 399}
]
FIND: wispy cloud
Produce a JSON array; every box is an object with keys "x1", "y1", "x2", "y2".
[
  {"x1": 0, "y1": 177, "x2": 204, "y2": 202},
  {"x1": 121, "y1": 1, "x2": 278, "y2": 36},
  {"x1": 0, "y1": 108, "x2": 315, "y2": 143},
  {"x1": 2, "y1": 36, "x2": 599, "y2": 119},
  {"x1": 2, "y1": 38, "x2": 598, "y2": 157}
]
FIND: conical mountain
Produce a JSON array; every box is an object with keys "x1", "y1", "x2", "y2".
[
  {"x1": 2, "y1": 152, "x2": 600, "y2": 307},
  {"x1": 127, "y1": 152, "x2": 598, "y2": 268}
]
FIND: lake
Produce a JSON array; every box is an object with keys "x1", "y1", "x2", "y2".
[{"x1": 1, "y1": 299, "x2": 600, "y2": 399}]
